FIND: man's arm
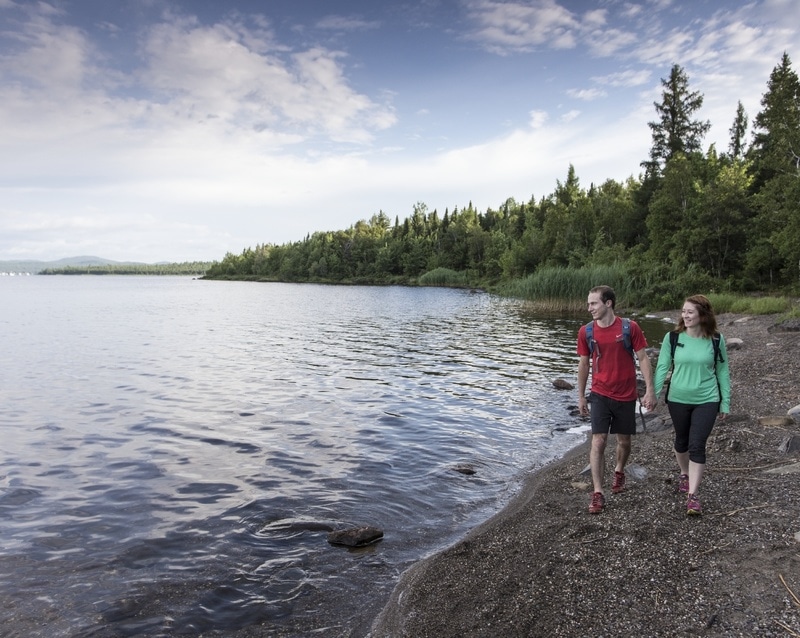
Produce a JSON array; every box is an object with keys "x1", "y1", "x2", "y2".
[
  {"x1": 577, "y1": 355, "x2": 590, "y2": 416},
  {"x1": 635, "y1": 348, "x2": 656, "y2": 410}
]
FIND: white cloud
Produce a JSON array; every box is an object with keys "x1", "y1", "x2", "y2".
[
  {"x1": 315, "y1": 15, "x2": 381, "y2": 31},
  {"x1": 465, "y1": 0, "x2": 580, "y2": 54},
  {"x1": 529, "y1": 110, "x2": 549, "y2": 128},
  {"x1": 0, "y1": 0, "x2": 798, "y2": 263},
  {"x1": 593, "y1": 69, "x2": 651, "y2": 87},
  {"x1": 566, "y1": 88, "x2": 607, "y2": 101},
  {"x1": 138, "y1": 19, "x2": 395, "y2": 143}
]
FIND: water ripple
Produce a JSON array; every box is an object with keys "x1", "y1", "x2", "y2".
[{"x1": 0, "y1": 277, "x2": 630, "y2": 637}]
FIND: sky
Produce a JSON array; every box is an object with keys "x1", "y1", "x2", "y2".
[{"x1": 1, "y1": 0, "x2": 798, "y2": 264}]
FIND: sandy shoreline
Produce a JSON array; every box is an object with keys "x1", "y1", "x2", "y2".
[{"x1": 369, "y1": 312, "x2": 800, "y2": 637}]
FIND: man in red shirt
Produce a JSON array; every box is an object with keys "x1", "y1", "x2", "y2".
[{"x1": 577, "y1": 285, "x2": 656, "y2": 514}]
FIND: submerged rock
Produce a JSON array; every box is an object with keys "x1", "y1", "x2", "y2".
[
  {"x1": 451, "y1": 463, "x2": 476, "y2": 475},
  {"x1": 327, "y1": 526, "x2": 384, "y2": 547}
]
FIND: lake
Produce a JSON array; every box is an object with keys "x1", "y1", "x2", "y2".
[{"x1": 0, "y1": 276, "x2": 667, "y2": 637}]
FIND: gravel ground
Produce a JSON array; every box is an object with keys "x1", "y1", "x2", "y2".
[{"x1": 370, "y1": 312, "x2": 800, "y2": 638}]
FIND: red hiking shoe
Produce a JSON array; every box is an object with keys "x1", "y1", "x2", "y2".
[
  {"x1": 687, "y1": 493, "x2": 702, "y2": 516},
  {"x1": 678, "y1": 474, "x2": 689, "y2": 494},
  {"x1": 611, "y1": 470, "x2": 626, "y2": 494},
  {"x1": 588, "y1": 491, "x2": 605, "y2": 514}
]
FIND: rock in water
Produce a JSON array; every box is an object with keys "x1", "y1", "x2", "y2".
[
  {"x1": 327, "y1": 526, "x2": 384, "y2": 547},
  {"x1": 451, "y1": 463, "x2": 476, "y2": 475},
  {"x1": 552, "y1": 379, "x2": 574, "y2": 390}
]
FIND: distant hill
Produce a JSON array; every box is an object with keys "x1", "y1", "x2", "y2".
[{"x1": 0, "y1": 256, "x2": 144, "y2": 274}]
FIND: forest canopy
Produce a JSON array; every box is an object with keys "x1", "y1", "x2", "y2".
[{"x1": 204, "y1": 54, "x2": 800, "y2": 309}]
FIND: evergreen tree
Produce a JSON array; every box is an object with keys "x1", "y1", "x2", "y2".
[
  {"x1": 746, "y1": 52, "x2": 800, "y2": 285},
  {"x1": 728, "y1": 101, "x2": 748, "y2": 160},
  {"x1": 646, "y1": 64, "x2": 711, "y2": 172},
  {"x1": 748, "y1": 52, "x2": 800, "y2": 187}
]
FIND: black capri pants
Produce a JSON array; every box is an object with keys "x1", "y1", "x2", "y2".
[{"x1": 667, "y1": 401, "x2": 719, "y2": 464}]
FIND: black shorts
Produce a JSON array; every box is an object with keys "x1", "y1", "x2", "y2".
[{"x1": 589, "y1": 392, "x2": 637, "y2": 435}]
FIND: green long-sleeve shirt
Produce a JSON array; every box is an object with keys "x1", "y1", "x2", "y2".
[{"x1": 654, "y1": 331, "x2": 731, "y2": 413}]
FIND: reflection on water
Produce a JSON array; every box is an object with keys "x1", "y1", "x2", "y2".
[{"x1": 0, "y1": 277, "x2": 667, "y2": 636}]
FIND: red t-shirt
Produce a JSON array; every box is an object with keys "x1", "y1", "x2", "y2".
[{"x1": 577, "y1": 316, "x2": 647, "y2": 402}]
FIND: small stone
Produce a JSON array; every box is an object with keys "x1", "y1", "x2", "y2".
[
  {"x1": 780, "y1": 436, "x2": 800, "y2": 454},
  {"x1": 758, "y1": 415, "x2": 794, "y2": 427},
  {"x1": 725, "y1": 337, "x2": 743, "y2": 350},
  {"x1": 552, "y1": 379, "x2": 574, "y2": 390},
  {"x1": 788, "y1": 404, "x2": 800, "y2": 424},
  {"x1": 764, "y1": 461, "x2": 800, "y2": 475},
  {"x1": 625, "y1": 464, "x2": 648, "y2": 481},
  {"x1": 715, "y1": 435, "x2": 743, "y2": 452}
]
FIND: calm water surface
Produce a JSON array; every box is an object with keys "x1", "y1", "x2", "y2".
[{"x1": 0, "y1": 277, "x2": 664, "y2": 637}]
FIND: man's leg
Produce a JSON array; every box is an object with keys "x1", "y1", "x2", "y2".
[
  {"x1": 610, "y1": 399, "x2": 636, "y2": 494},
  {"x1": 614, "y1": 434, "x2": 631, "y2": 474},
  {"x1": 590, "y1": 433, "x2": 608, "y2": 493}
]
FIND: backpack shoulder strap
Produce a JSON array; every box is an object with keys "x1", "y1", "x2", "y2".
[
  {"x1": 585, "y1": 321, "x2": 595, "y2": 355},
  {"x1": 587, "y1": 318, "x2": 635, "y2": 357},
  {"x1": 669, "y1": 331, "x2": 679, "y2": 359},
  {"x1": 621, "y1": 318, "x2": 632, "y2": 355},
  {"x1": 712, "y1": 333, "x2": 723, "y2": 364}
]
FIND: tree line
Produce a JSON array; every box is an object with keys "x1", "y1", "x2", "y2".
[
  {"x1": 204, "y1": 53, "x2": 800, "y2": 309},
  {"x1": 41, "y1": 262, "x2": 213, "y2": 276}
]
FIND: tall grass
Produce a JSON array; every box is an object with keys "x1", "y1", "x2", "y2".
[
  {"x1": 500, "y1": 265, "x2": 636, "y2": 312},
  {"x1": 491, "y1": 263, "x2": 798, "y2": 316},
  {"x1": 418, "y1": 267, "x2": 470, "y2": 287},
  {"x1": 707, "y1": 294, "x2": 794, "y2": 315}
]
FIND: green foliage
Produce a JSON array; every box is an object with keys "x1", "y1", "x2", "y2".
[
  {"x1": 499, "y1": 265, "x2": 636, "y2": 312},
  {"x1": 781, "y1": 304, "x2": 800, "y2": 320},
  {"x1": 707, "y1": 293, "x2": 793, "y2": 315},
  {"x1": 647, "y1": 64, "x2": 711, "y2": 171},
  {"x1": 40, "y1": 262, "x2": 212, "y2": 276}
]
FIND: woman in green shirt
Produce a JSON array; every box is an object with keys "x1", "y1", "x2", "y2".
[{"x1": 654, "y1": 295, "x2": 731, "y2": 515}]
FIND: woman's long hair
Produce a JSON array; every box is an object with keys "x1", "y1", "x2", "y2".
[{"x1": 676, "y1": 294, "x2": 718, "y2": 337}]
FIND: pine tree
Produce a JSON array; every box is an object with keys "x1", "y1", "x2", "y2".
[
  {"x1": 646, "y1": 64, "x2": 711, "y2": 172},
  {"x1": 728, "y1": 101, "x2": 748, "y2": 160},
  {"x1": 748, "y1": 51, "x2": 800, "y2": 187},
  {"x1": 745, "y1": 52, "x2": 800, "y2": 285}
]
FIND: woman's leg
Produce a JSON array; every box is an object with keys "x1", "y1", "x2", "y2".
[
  {"x1": 688, "y1": 460, "x2": 705, "y2": 495},
  {"x1": 675, "y1": 450, "x2": 689, "y2": 475},
  {"x1": 686, "y1": 402, "x2": 719, "y2": 496},
  {"x1": 668, "y1": 402, "x2": 691, "y2": 474}
]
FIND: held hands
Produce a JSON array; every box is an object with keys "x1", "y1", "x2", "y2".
[{"x1": 641, "y1": 390, "x2": 656, "y2": 412}]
